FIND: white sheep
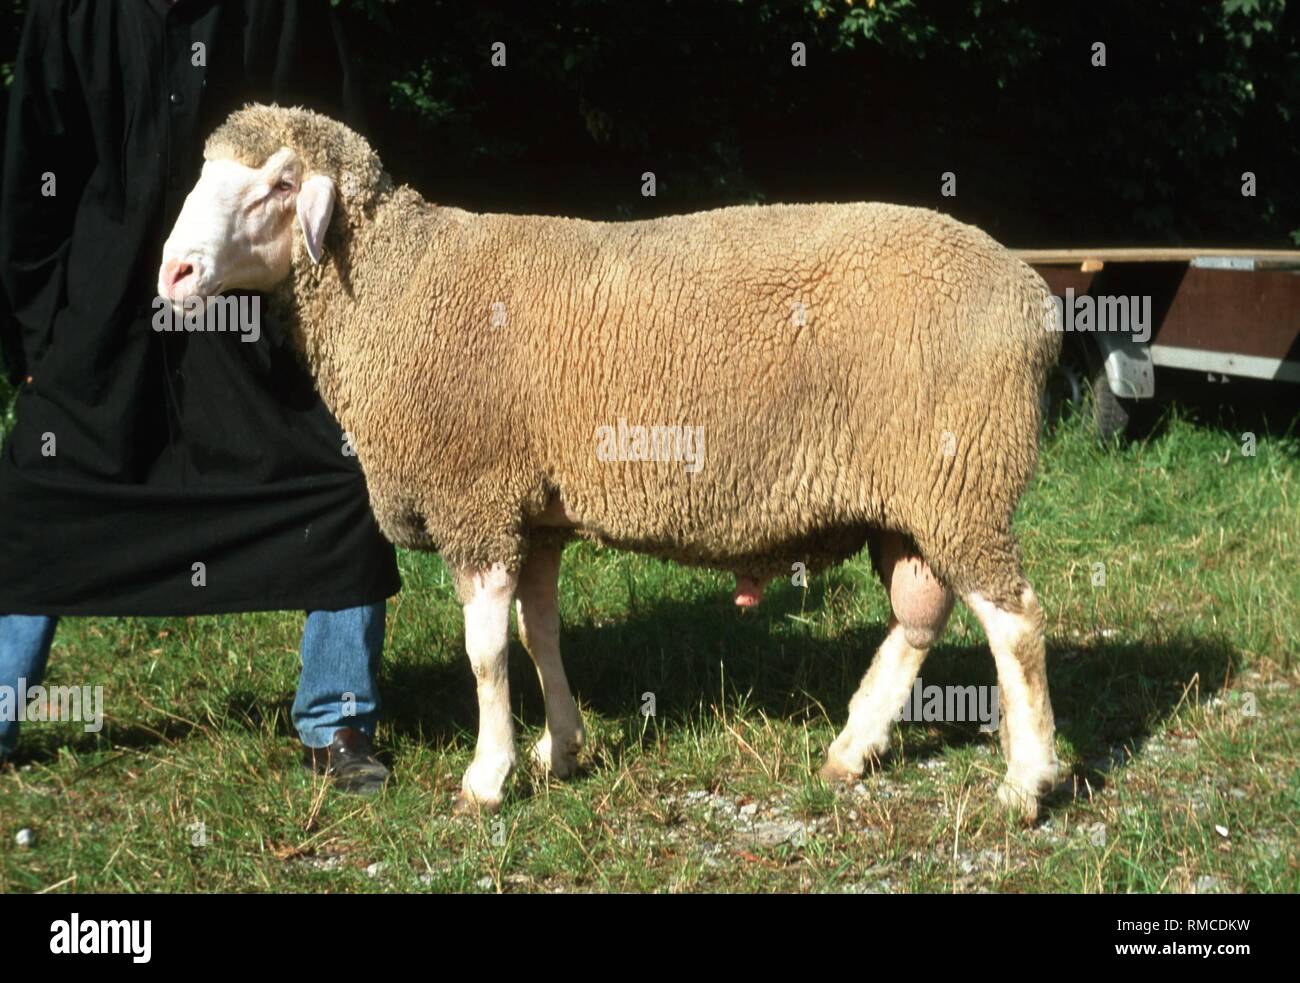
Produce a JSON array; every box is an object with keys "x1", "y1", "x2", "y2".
[{"x1": 159, "y1": 105, "x2": 1064, "y2": 819}]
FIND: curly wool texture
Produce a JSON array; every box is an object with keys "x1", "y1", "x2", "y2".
[{"x1": 211, "y1": 105, "x2": 1060, "y2": 606}]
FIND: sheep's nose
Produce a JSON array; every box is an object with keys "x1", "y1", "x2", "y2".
[{"x1": 162, "y1": 258, "x2": 198, "y2": 299}]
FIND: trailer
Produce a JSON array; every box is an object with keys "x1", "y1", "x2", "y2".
[{"x1": 1016, "y1": 248, "x2": 1300, "y2": 439}]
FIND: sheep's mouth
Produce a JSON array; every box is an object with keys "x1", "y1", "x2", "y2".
[{"x1": 161, "y1": 280, "x2": 224, "y2": 312}]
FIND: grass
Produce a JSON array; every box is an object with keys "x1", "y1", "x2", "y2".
[{"x1": 0, "y1": 392, "x2": 1297, "y2": 893}]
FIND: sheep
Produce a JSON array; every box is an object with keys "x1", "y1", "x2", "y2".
[{"x1": 158, "y1": 104, "x2": 1064, "y2": 820}]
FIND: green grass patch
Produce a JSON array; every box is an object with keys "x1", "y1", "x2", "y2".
[{"x1": 1, "y1": 407, "x2": 1297, "y2": 893}]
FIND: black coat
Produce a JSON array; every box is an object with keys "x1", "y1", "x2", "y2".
[{"x1": 0, "y1": 0, "x2": 400, "y2": 615}]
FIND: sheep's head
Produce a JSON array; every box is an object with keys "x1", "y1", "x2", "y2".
[{"x1": 158, "y1": 103, "x2": 386, "y2": 306}]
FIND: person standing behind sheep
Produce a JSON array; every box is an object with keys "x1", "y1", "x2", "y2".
[{"x1": 0, "y1": 0, "x2": 400, "y2": 794}]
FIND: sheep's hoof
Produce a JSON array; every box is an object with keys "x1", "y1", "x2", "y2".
[
  {"x1": 531, "y1": 730, "x2": 583, "y2": 780},
  {"x1": 455, "y1": 755, "x2": 514, "y2": 815},
  {"x1": 452, "y1": 791, "x2": 502, "y2": 816},
  {"x1": 996, "y1": 760, "x2": 1062, "y2": 822},
  {"x1": 995, "y1": 782, "x2": 1040, "y2": 823},
  {"x1": 820, "y1": 731, "x2": 878, "y2": 785},
  {"x1": 818, "y1": 758, "x2": 862, "y2": 786}
]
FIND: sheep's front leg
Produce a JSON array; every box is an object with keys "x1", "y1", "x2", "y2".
[
  {"x1": 453, "y1": 563, "x2": 519, "y2": 813},
  {"x1": 516, "y1": 542, "x2": 585, "y2": 778}
]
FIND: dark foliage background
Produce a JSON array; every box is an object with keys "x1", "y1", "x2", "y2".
[
  {"x1": 7, "y1": 0, "x2": 1298, "y2": 410},
  {"x1": 346, "y1": 0, "x2": 1300, "y2": 247},
  {"x1": 4, "y1": 0, "x2": 1299, "y2": 245},
  {"x1": 0, "y1": 0, "x2": 1297, "y2": 440}
]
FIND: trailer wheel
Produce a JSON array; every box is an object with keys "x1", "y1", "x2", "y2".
[
  {"x1": 1044, "y1": 339, "x2": 1146, "y2": 442},
  {"x1": 1091, "y1": 363, "x2": 1133, "y2": 442},
  {"x1": 1041, "y1": 341, "x2": 1087, "y2": 430}
]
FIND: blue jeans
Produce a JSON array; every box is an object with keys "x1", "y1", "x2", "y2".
[{"x1": 0, "y1": 605, "x2": 385, "y2": 759}]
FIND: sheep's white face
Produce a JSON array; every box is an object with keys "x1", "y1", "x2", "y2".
[{"x1": 157, "y1": 147, "x2": 335, "y2": 307}]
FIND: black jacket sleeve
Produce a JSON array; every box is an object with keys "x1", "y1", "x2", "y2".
[{"x1": 0, "y1": 1, "x2": 93, "y2": 385}]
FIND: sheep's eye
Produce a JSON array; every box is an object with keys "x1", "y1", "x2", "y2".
[{"x1": 274, "y1": 179, "x2": 295, "y2": 195}]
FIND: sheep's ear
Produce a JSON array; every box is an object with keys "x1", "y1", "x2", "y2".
[{"x1": 296, "y1": 175, "x2": 335, "y2": 265}]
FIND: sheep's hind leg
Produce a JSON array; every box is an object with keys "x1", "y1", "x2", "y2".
[
  {"x1": 452, "y1": 563, "x2": 519, "y2": 813},
  {"x1": 516, "y1": 541, "x2": 585, "y2": 778},
  {"x1": 965, "y1": 585, "x2": 1060, "y2": 822},
  {"x1": 821, "y1": 535, "x2": 954, "y2": 782},
  {"x1": 821, "y1": 619, "x2": 930, "y2": 782}
]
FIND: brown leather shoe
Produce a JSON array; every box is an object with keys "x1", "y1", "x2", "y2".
[{"x1": 302, "y1": 728, "x2": 390, "y2": 795}]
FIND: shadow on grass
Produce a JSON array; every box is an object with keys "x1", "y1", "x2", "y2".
[
  {"x1": 376, "y1": 579, "x2": 1239, "y2": 813},
  {"x1": 4, "y1": 715, "x2": 198, "y2": 770},
  {"x1": 1124, "y1": 375, "x2": 1300, "y2": 450},
  {"x1": 1037, "y1": 633, "x2": 1238, "y2": 816},
  {"x1": 10, "y1": 578, "x2": 1237, "y2": 822}
]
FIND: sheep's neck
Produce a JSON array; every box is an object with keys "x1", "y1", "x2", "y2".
[{"x1": 275, "y1": 193, "x2": 422, "y2": 429}]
